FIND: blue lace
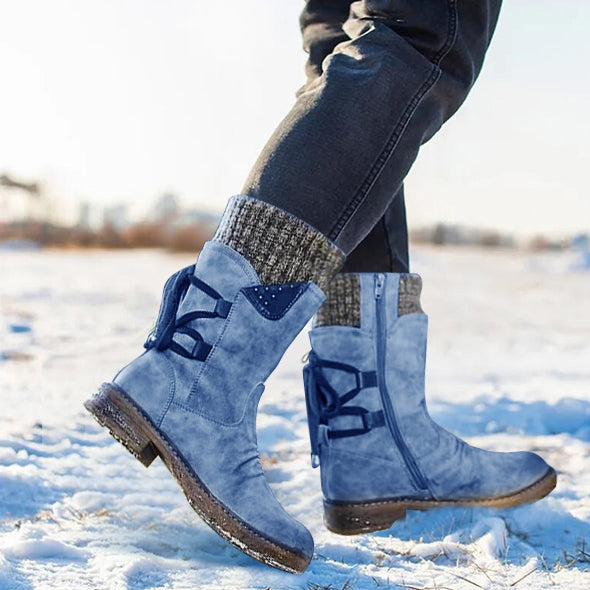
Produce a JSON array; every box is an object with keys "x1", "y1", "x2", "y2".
[
  {"x1": 144, "y1": 265, "x2": 232, "y2": 361},
  {"x1": 304, "y1": 350, "x2": 384, "y2": 465}
]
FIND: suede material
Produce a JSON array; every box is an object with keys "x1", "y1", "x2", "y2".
[
  {"x1": 159, "y1": 383, "x2": 313, "y2": 557},
  {"x1": 309, "y1": 326, "x2": 420, "y2": 500},
  {"x1": 186, "y1": 285, "x2": 324, "y2": 422},
  {"x1": 112, "y1": 241, "x2": 324, "y2": 558},
  {"x1": 114, "y1": 349, "x2": 175, "y2": 427},
  {"x1": 360, "y1": 274, "x2": 377, "y2": 334},
  {"x1": 170, "y1": 241, "x2": 261, "y2": 395},
  {"x1": 307, "y1": 272, "x2": 552, "y2": 503},
  {"x1": 309, "y1": 328, "x2": 376, "y2": 407},
  {"x1": 321, "y1": 446, "x2": 418, "y2": 502},
  {"x1": 115, "y1": 241, "x2": 261, "y2": 428}
]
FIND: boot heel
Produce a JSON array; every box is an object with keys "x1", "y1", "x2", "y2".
[
  {"x1": 84, "y1": 383, "x2": 159, "y2": 467},
  {"x1": 323, "y1": 499, "x2": 406, "y2": 535}
]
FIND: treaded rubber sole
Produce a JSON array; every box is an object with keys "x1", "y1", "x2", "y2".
[
  {"x1": 324, "y1": 468, "x2": 558, "y2": 535},
  {"x1": 84, "y1": 382, "x2": 311, "y2": 574}
]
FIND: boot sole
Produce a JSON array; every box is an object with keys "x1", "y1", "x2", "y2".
[
  {"x1": 84, "y1": 382, "x2": 311, "y2": 574},
  {"x1": 323, "y1": 468, "x2": 558, "y2": 535}
]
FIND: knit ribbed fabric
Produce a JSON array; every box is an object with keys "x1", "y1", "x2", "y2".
[
  {"x1": 399, "y1": 274, "x2": 424, "y2": 315},
  {"x1": 315, "y1": 274, "x2": 361, "y2": 327},
  {"x1": 213, "y1": 195, "x2": 344, "y2": 291},
  {"x1": 315, "y1": 272, "x2": 424, "y2": 327}
]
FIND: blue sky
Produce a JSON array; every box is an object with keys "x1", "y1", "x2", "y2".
[{"x1": 0, "y1": 0, "x2": 588, "y2": 236}]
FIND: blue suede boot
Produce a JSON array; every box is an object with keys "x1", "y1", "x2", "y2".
[
  {"x1": 304, "y1": 273, "x2": 557, "y2": 535},
  {"x1": 84, "y1": 196, "x2": 344, "y2": 572}
]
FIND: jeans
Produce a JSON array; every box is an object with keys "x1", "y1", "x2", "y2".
[{"x1": 242, "y1": 0, "x2": 502, "y2": 272}]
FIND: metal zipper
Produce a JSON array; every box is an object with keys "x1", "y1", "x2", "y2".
[{"x1": 374, "y1": 273, "x2": 429, "y2": 491}]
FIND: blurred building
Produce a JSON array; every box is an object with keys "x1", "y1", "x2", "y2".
[
  {"x1": 412, "y1": 223, "x2": 516, "y2": 248},
  {"x1": 77, "y1": 202, "x2": 92, "y2": 229},
  {"x1": 173, "y1": 208, "x2": 220, "y2": 231},
  {"x1": 149, "y1": 192, "x2": 180, "y2": 224},
  {"x1": 102, "y1": 204, "x2": 129, "y2": 230}
]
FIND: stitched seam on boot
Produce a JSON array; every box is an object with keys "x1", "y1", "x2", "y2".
[
  {"x1": 169, "y1": 383, "x2": 262, "y2": 428},
  {"x1": 169, "y1": 401, "x2": 247, "y2": 427},
  {"x1": 119, "y1": 389, "x2": 310, "y2": 559},
  {"x1": 185, "y1": 289, "x2": 242, "y2": 409},
  {"x1": 156, "y1": 353, "x2": 176, "y2": 428},
  {"x1": 328, "y1": 446, "x2": 411, "y2": 468},
  {"x1": 186, "y1": 286, "x2": 325, "y2": 413},
  {"x1": 204, "y1": 240, "x2": 262, "y2": 286},
  {"x1": 328, "y1": 471, "x2": 555, "y2": 507}
]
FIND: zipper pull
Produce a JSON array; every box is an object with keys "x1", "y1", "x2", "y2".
[
  {"x1": 303, "y1": 364, "x2": 321, "y2": 468},
  {"x1": 374, "y1": 273, "x2": 385, "y2": 299},
  {"x1": 312, "y1": 425, "x2": 329, "y2": 468}
]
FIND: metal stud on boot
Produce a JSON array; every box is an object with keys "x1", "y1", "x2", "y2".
[{"x1": 304, "y1": 273, "x2": 557, "y2": 535}]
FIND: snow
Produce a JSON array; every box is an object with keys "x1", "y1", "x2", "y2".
[{"x1": 1, "y1": 246, "x2": 589, "y2": 589}]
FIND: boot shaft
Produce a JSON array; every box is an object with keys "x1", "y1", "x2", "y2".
[
  {"x1": 305, "y1": 272, "x2": 554, "y2": 509},
  {"x1": 90, "y1": 195, "x2": 349, "y2": 573},
  {"x1": 308, "y1": 272, "x2": 429, "y2": 420},
  {"x1": 305, "y1": 272, "x2": 430, "y2": 500},
  {"x1": 136, "y1": 240, "x2": 327, "y2": 424}
]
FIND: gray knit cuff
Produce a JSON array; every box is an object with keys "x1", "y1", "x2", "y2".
[
  {"x1": 213, "y1": 195, "x2": 344, "y2": 290},
  {"x1": 399, "y1": 274, "x2": 424, "y2": 315},
  {"x1": 315, "y1": 274, "x2": 361, "y2": 327},
  {"x1": 315, "y1": 272, "x2": 424, "y2": 327}
]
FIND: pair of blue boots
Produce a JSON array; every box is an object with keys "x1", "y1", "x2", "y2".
[{"x1": 85, "y1": 240, "x2": 556, "y2": 573}]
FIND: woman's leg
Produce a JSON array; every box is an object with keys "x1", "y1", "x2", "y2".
[
  {"x1": 299, "y1": 0, "x2": 352, "y2": 86},
  {"x1": 87, "y1": 1, "x2": 507, "y2": 572},
  {"x1": 243, "y1": 0, "x2": 502, "y2": 255},
  {"x1": 294, "y1": 1, "x2": 556, "y2": 534},
  {"x1": 341, "y1": 189, "x2": 409, "y2": 273},
  {"x1": 300, "y1": 0, "x2": 410, "y2": 273}
]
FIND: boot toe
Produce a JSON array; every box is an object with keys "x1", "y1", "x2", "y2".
[
  {"x1": 427, "y1": 437, "x2": 555, "y2": 502},
  {"x1": 158, "y1": 402, "x2": 314, "y2": 571},
  {"x1": 469, "y1": 448, "x2": 554, "y2": 500},
  {"x1": 510, "y1": 450, "x2": 553, "y2": 492},
  {"x1": 239, "y1": 503, "x2": 314, "y2": 565}
]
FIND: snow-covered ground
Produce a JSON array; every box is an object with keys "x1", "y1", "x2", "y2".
[{"x1": 1, "y1": 246, "x2": 589, "y2": 590}]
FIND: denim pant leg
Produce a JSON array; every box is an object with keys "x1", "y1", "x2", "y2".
[
  {"x1": 300, "y1": 0, "x2": 410, "y2": 273},
  {"x1": 243, "y1": 0, "x2": 502, "y2": 255},
  {"x1": 299, "y1": 0, "x2": 351, "y2": 85},
  {"x1": 341, "y1": 186, "x2": 409, "y2": 273}
]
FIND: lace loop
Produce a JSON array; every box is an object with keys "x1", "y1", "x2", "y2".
[
  {"x1": 144, "y1": 265, "x2": 231, "y2": 361},
  {"x1": 304, "y1": 351, "x2": 383, "y2": 467}
]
